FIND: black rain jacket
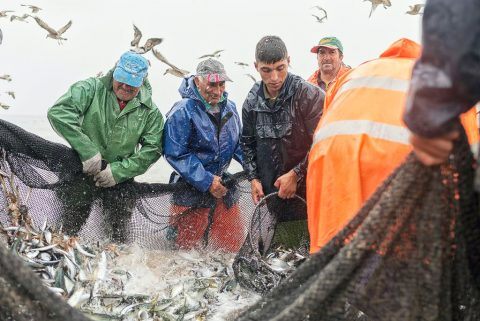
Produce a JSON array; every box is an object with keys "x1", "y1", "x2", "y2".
[
  {"x1": 241, "y1": 73, "x2": 324, "y2": 196},
  {"x1": 404, "y1": 0, "x2": 480, "y2": 137}
]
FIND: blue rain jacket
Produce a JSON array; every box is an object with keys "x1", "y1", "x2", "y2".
[{"x1": 164, "y1": 76, "x2": 243, "y2": 193}]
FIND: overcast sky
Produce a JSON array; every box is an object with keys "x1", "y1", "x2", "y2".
[{"x1": 0, "y1": 0, "x2": 423, "y2": 118}]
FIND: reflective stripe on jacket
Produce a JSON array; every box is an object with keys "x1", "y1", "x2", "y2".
[{"x1": 307, "y1": 38, "x2": 480, "y2": 253}]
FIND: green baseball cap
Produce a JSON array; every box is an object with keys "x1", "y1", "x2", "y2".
[{"x1": 310, "y1": 36, "x2": 343, "y2": 53}]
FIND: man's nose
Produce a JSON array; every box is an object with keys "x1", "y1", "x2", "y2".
[
  {"x1": 211, "y1": 85, "x2": 222, "y2": 95},
  {"x1": 270, "y1": 71, "x2": 279, "y2": 82}
]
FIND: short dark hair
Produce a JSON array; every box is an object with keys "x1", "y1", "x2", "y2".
[{"x1": 255, "y1": 35, "x2": 288, "y2": 64}]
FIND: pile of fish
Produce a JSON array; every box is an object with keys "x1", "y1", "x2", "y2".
[
  {"x1": 234, "y1": 243, "x2": 308, "y2": 294},
  {"x1": 0, "y1": 173, "x2": 260, "y2": 320}
]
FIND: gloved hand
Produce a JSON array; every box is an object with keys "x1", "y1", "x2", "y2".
[
  {"x1": 94, "y1": 164, "x2": 116, "y2": 188},
  {"x1": 82, "y1": 153, "x2": 102, "y2": 176}
]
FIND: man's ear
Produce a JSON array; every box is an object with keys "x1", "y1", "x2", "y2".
[
  {"x1": 254, "y1": 61, "x2": 258, "y2": 70},
  {"x1": 287, "y1": 56, "x2": 291, "y2": 65},
  {"x1": 194, "y1": 76, "x2": 200, "y2": 87}
]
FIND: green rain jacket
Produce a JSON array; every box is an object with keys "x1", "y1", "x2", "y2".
[{"x1": 47, "y1": 70, "x2": 164, "y2": 184}]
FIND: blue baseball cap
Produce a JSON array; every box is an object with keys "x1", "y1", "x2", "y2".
[{"x1": 113, "y1": 51, "x2": 149, "y2": 88}]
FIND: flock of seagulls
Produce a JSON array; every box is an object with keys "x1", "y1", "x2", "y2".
[
  {"x1": 0, "y1": 75, "x2": 13, "y2": 109},
  {"x1": 1, "y1": 2, "x2": 426, "y2": 110},
  {"x1": 0, "y1": 6, "x2": 72, "y2": 44},
  {"x1": 310, "y1": 1, "x2": 425, "y2": 20},
  {"x1": 364, "y1": 0, "x2": 425, "y2": 17}
]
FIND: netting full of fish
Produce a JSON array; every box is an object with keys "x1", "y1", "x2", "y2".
[{"x1": 0, "y1": 119, "x2": 274, "y2": 321}]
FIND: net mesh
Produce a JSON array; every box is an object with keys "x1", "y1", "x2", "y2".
[
  {"x1": 0, "y1": 119, "x2": 256, "y2": 320},
  {"x1": 236, "y1": 130, "x2": 480, "y2": 320},
  {"x1": 2, "y1": 118, "x2": 480, "y2": 321},
  {"x1": 233, "y1": 192, "x2": 309, "y2": 294},
  {"x1": 0, "y1": 119, "x2": 255, "y2": 251}
]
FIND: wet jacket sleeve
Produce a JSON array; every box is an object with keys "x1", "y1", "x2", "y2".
[
  {"x1": 233, "y1": 141, "x2": 243, "y2": 166},
  {"x1": 163, "y1": 105, "x2": 214, "y2": 192},
  {"x1": 403, "y1": 0, "x2": 480, "y2": 137},
  {"x1": 109, "y1": 109, "x2": 164, "y2": 183},
  {"x1": 47, "y1": 79, "x2": 98, "y2": 162},
  {"x1": 292, "y1": 83, "x2": 324, "y2": 180},
  {"x1": 240, "y1": 97, "x2": 258, "y2": 181},
  {"x1": 233, "y1": 110, "x2": 244, "y2": 166}
]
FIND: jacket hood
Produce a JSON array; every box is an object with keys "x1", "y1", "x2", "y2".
[
  {"x1": 100, "y1": 69, "x2": 155, "y2": 109},
  {"x1": 380, "y1": 38, "x2": 421, "y2": 59}
]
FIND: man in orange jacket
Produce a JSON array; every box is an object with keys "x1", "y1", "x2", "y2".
[
  {"x1": 307, "y1": 37, "x2": 350, "y2": 92},
  {"x1": 307, "y1": 38, "x2": 479, "y2": 253}
]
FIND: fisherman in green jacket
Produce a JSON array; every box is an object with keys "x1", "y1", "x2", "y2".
[
  {"x1": 47, "y1": 51, "x2": 164, "y2": 241},
  {"x1": 48, "y1": 50, "x2": 164, "y2": 186}
]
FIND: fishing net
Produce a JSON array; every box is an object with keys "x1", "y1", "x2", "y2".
[
  {"x1": 0, "y1": 119, "x2": 254, "y2": 251},
  {"x1": 233, "y1": 193, "x2": 309, "y2": 294},
  {"x1": 236, "y1": 130, "x2": 480, "y2": 321},
  {"x1": 0, "y1": 119, "x2": 256, "y2": 320}
]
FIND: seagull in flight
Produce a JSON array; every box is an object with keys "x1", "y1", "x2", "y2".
[
  {"x1": 21, "y1": 4, "x2": 42, "y2": 14},
  {"x1": 164, "y1": 68, "x2": 189, "y2": 78},
  {"x1": 0, "y1": 102, "x2": 10, "y2": 110},
  {"x1": 0, "y1": 28, "x2": 2, "y2": 45},
  {"x1": 0, "y1": 10, "x2": 14, "y2": 18},
  {"x1": 32, "y1": 16, "x2": 72, "y2": 44},
  {"x1": 5, "y1": 91, "x2": 15, "y2": 99},
  {"x1": 311, "y1": 6, "x2": 328, "y2": 22},
  {"x1": 312, "y1": 13, "x2": 327, "y2": 23},
  {"x1": 152, "y1": 49, "x2": 189, "y2": 78},
  {"x1": 130, "y1": 24, "x2": 163, "y2": 54},
  {"x1": 198, "y1": 49, "x2": 224, "y2": 59},
  {"x1": 364, "y1": 0, "x2": 391, "y2": 18},
  {"x1": 245, "y1": 74, "x2": 257, "y2": 83},
  {"x1": 0, "y1": 74, "x2": 12, "y2": 82},
  {"x1": 406, "y1": 4, "x2": 425, "y2": 15},
  {"x1": 234, "y1": 61, "x2": 249, "y2": 68},
  {"x1": 10, "y1": 14, "x2": 30, "y2": 23}
]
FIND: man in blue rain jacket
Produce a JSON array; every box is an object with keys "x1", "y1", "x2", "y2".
[{"x1": 163, "y1": 59, "x2": 244, "y2": 251}]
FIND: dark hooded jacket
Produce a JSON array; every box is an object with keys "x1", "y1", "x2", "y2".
[
  {"x1": 404, "y1": 0, "x2": 480, "y2": 137},
  {"x1": 241, "y1": 73, "x2": 324, "y2": 196}
]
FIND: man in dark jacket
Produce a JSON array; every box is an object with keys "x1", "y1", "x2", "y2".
[
  {"x1": 403, "y1": 0, "x2": 480, "y2": 165},
  {"x1": 241, "y1": 36, "x2": 324, "y2": 247},
  {"x1": 163, "y1": 59, "x2": 244, "y2": 251},
  {"x1": 241, "y1": 35, "x2": 325, "y2": 204}
]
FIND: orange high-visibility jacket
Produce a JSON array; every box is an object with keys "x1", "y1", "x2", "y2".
[{"x1": 307, "y1": 38, "x2": 479, "y2": 253}]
